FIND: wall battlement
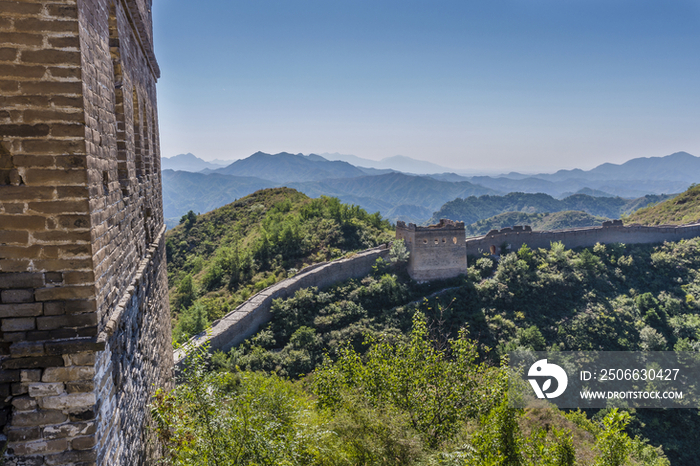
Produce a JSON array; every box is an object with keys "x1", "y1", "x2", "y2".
[
  {"x1": 397, "y1": 219, "x2": 467, "y2": 281},
  {"x1": 466, "y1": 221, "x2": 700, "y2": 257}
]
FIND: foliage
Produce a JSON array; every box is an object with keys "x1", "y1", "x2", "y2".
[
  {"x1": 155, "y1": 316, "x2": 666, "y2": 465},
  {"x1": 389, "y1": 238, "x2": 410, "y2": 263},
  {"x1": 166, "y1": 188, "x2": 393, "y2": 343},
  {"x1": 465, "y1": 210, "x2": 611, "y2": 237},
  {"x1": 431, "y1": 192, "x2": 671, "y2": 226},
  {"x1": 626, "y1": 183, "x2": 700, "y2": 225}
]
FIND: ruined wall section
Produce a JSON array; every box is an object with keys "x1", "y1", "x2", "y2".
[
  {"x1": 397, "y1": 219, "x2": 467, "y2": 282},
  {"x1": 178, "y1": 245, "x2": 391, "y2": 362},
  {"x1": 466, "y1": 221, "x2": 700, "y2": 257}
]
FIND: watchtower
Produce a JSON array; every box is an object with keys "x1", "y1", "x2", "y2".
[
  {"x1": 396, "y1": 219, "x2": 468, "y2": 281},
  {"x1": 0, "y1": 0, "x2": 171, "y2": 464}
]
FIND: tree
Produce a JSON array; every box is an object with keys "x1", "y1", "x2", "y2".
[{"x1": 389, "y1": 238, "x2": 410, "y2": 263}]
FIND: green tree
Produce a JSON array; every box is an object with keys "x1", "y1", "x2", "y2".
[{"x1": 389, "y1": 238, "x2": 410, "y2": 263}]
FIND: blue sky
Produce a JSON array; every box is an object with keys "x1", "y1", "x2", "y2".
[{"x1": 153, "y1": 0, "x2": 700, "y2": 172}]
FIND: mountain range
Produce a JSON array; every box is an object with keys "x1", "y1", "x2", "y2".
[{"x1": 161, "y1": 150, "x2": 695, "y2": 228}]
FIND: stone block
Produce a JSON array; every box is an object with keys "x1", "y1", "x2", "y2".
[
  {"x1": 42, "y1": 421, "x2": 95, "y2": 440},
  {"x1": 11, "y1": 409, "x2": 67, "y2": 427},
  {"x1": 2, "y1": 318, "x2": 35, "y2": 332},
  {"x1": 42, "y1": 366, "x2": 94, "y2": 383},
  {"x1": 38, "y1": 392, "x2": 95, "y2": 411},
  {"x1": 2, "y1": 356, "x2": 64, "y2": 370},
  {"x1": 0, "y1": 274, "x2": 44, "y2": 289},
  {"x1": 45, "y1": 339, "x2": 104, "y2": 355},
  {"x1": 6, "y1": 427, "x2": 41, "y2": 443},
  {"x1": 27, "y1": 382, "x2": 64, "y2": 397},
  {"x1": 11, "y1": 397, "x2": 36, "y2": 412},
  {"x1": 9, "y1": 438, "x2": 69, "y2": 456},
  {"x1": 20, "y1": 369, "x2": 41, "y2": 383},
  {"x1": 9, "y1": 341, "x2": 44, "y2": 358},
  {"x1": 44, "y1": 449, "x2": 96, "y2": 465},
  {"x1": 62, "y1": 352, "x2": 95, "y2": 366},
  {"x1": 65, "y1": 381, "x2": 94, "y2": 393},
  {"x1": 0, "y1": 290, "x2": 34, "y2": 304}
]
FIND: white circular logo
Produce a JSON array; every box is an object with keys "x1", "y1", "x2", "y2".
[{"x1": 527, "y1": 359, "x2": 568, "y2": 399}]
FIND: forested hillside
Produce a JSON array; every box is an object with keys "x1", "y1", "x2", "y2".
[
  {"x1": 211, "y1": 236, "x2": 700, "y2": 464},
  {"x1": 430, "y1": 192, "x2": 671, "y2": 225},
  {"x1": 626, "y1": 184, "x2": 700, "y2": 226},
  {"x1": 165, "y1": 188, "x2": 393, "y2": 343},
  {"x1": 465, "y1": 210, "x2": 610, "y2": 236}
]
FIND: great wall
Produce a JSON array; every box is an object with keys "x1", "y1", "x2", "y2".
[
  {"x1": 2, "y1": 1, "x2": 700, "y2": 464},
  {"x1": 0, "y1": 0, "x2": 171, "y2": 464},
  {"x1": 183, "y1": 217, "x2": 700, "y2": 359}
]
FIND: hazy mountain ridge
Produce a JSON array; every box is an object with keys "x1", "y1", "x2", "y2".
[
  {"x1": 162, "y1": 150, "x2": 694, "y2": 227},
  {"x1": 464, "y1": 210, "x2": 611, "y2": 236},
  {"x1": 162, "y1": 153, "x2": 227, "y2": 171},
  {"x1": 429, "y1": 192, "x2": 672, "y2": 226}
]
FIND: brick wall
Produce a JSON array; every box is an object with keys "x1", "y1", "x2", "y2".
[
  {"x1": 0, "y1": 0, "x2": 171, "y2": 464},
  {"x1": 396, "y1": 219, "x2": 468, "y2": 281}
]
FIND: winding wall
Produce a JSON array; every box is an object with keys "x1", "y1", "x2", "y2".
[
  {"x1": 466, "y1": 221, "x2": 700, "y2": 256},
  {"x1": 176, "y1": 245, "x2": 390, "y2": 362}
]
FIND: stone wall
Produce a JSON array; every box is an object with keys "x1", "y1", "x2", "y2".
[
  {"x1": 177, "y1": 245, "x2": 390, "y2": 362},
  {"x1": 396, "y1": 219, "x2": 467, "y2": 281},
  {"x1": 0, "y1": 0, "x2": 171, "y2": 464},
  {"x1": 466, "y1": 220, "x2": 700, "y2": 257}
]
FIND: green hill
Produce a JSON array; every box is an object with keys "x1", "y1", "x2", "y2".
[
  {"x1": 430, "y1": 192, "x2": 672, "y2": 225},
  {"x1": 465, "y1": 210, "x2": 610, "y2": 236},
  {"x1": 165, "y1": 188, "x2": 393, "y2": 342},
  {"x1": 625, "y1": 184, "x2": 700, "y2": 225}
]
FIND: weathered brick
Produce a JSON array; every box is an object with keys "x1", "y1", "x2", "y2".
[
  {"x1": 38, "y1": 392, "x2": 95, "y2": 410},
  {"x1": 0, "y1": 230, "x2": 29, "y2": 244},
  {"x1": 27, "y1": 382, "x2": 63, "y2": 397},
  {"x1": 0, "y1": 64, "x2": 46, "y2": 78},
  {"x1": 0, "y1": 215, "x2": 45, "y2": 230},
  {"x1": 0, "y1": 369, "x2": 20, "y2": 383},
  {"x1": 42, "y1": 366, "x2": 93, "y2": 383},
  {"x1": 0, "y1": 186, "x2": 54, "y2": 201},
  {"x1": 34, "y1": 286, "x2": 95, "y2": 302},
  {"x1": 65, "y1": 380, "x2": 94, "y2": 393},
  {"x1": 0, "y1": 274, "x2": 44, "y2": 289},
  {"x1": 0, "y1": 47, "x2": 17, "y2": 61},
  {"x1": 6, "y1": 426, "x2": 41, "y2": 443},
  {"x1": 0, "y1": 124, "x2": 50, "y2": 137},
  {"x1": 21, "y1": 169, "x2": 88, "y2": 186},
  {"x1": 23, "y1": 109, "x2": 84, "y2": 123},
  {"x1": 44, "y1": 448, "x2": 96, "y2": 465},
  {"x1": 10, "y1": 409, "x2": 67, "y2": 427},
  {"x1": 0, "y1": 289, "x2": 33, "y2": 303},
  {"x1": 0, "y1": 303, "x2": 42, "y2": 318},
  {"x1": 20, "y1": 369, "x2": 40, "y2": 382},
  {"x1": 48, "y1": 36, "x2": 80, "y2": 49},
  {"x1": 1, "y1": 318, "x2": 35, "y2": 332},
  {"x1": 14, "y1": 18, "x2": 78, "y2": 34},
  {"x1": 11, "y1": 396, "x2": 36, "y2": 411},
  {"x1": 43, "y1": 421, "x2": 95, "y2": 440},
  {"x1": 0, "y1": 1, "x2": 44, "y2": 15},
  {"x1": 0, "y1": 32, "x2": 44, "y2": 47},
  {"x1": 28, "y1": 200, "x2": 89, "y2": 214},
  {"x1": 62, "y1": 352, "x2": 94, "y2": 366},
  {"x1": 2, "y1": 355, "x2": 63, "y2": 370},
  {"x1": 9, "y1": 341, "x2": 44, "y2": 357},
  {"x1": 10, "y1": 438, "x2": 69, "y2": 456},
  {"x1": 45, "y1": 339, "x2": 103, "y2": 355}
]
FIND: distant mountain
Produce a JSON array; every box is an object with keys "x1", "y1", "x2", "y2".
[
  {"x1": 464, "y1": 211, "x2": 611, "y2": 237},
  {"x1": 161, "y1": 169, "x2": 274, "y2": 222},
  {"x1": 319, "y1": 152, "x2": 453, "y2": 174},
  {"x1": 626, "y1": 185, "x2": 700, "y2": 225},
  {"x1": 214, "y1": 152, "x2": 366, "y2": 183},
  {"x1": 162, "y1": 153, "x2": 227, "y2": 172},
  {"x1": 288, "y1": 172, "x2": 498, "y2": 223},
  {"x1": 497, "y1": 152, "x2": 699, "y2": 183},
  {"x1": 429, "y1": 192, "x2": 673, "y2": 226}
]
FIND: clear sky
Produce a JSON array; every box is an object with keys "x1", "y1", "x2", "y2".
[{"x1": 153, "y1": 0, "x2": 700, "y2": 172}]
